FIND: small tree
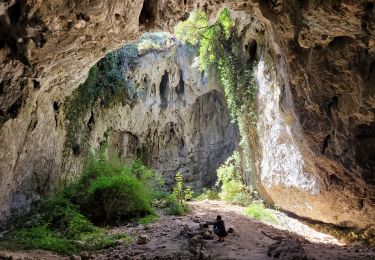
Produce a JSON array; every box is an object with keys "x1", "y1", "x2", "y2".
[{"x1": 172, "y1": 173, "x2": 194, "y2": 204}]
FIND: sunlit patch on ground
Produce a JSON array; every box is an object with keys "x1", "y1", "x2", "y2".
[{"x1": 191, "y1": 200, "x2": 342, "y2": 245}]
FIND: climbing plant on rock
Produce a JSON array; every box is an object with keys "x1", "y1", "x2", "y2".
[
  {"x1": 63, "y1": 33, "x2": 173, "y2": 156},
  {"x1": 175, "y1": 9, "x2": 258, "y2": 127},
  {"x1": 63, "y1": 52, "x2": 132, "y2": 155}
]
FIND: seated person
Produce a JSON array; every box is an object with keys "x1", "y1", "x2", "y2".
[{"x1": 213, "y1": 215, "x2": 227, "y2": 242}]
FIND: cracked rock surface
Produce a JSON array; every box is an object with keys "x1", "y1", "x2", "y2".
[{"x1": 0, "y1": 0, "x2": 374, "y2": 229}]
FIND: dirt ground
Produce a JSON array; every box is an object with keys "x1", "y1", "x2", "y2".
[{"x1": 1, "y1": 200, "x2": 374, "y2": 260}]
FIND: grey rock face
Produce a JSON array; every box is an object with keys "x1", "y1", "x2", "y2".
[
  {"x1": 62, "y1": 40, "x2": 238, "y2": 190},
  {"x1": 0, "y1": 0, "x2": 374, "y2": 229}
]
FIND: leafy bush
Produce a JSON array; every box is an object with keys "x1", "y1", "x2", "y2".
[
  {"x1": 195, "y1": 187, "x2": 220, "y2": 201},
  {"x1": 175, "y1": 9, "x2": 258, "y2": 125},
  {"x1": 244, "y1": 202, "x2": 278, "y2": 224},
  {"x1": 1, "y1": 225, "x2": 130, "y2": 256},
  {"x1": 172, "y1": 172, "x2": 194, "y2": 203},
  {"x1": 174, "y1": 11, "x2": 207, "y2": 45},
  {"x1": 3, "y1": 226, "x2": 78, "y2": 255},
  {"x1": 67, "y1": 157, "x2": 160, "y2": 224},
  {"x1": 0, "y1": 157, "x2": 160, "y2": 255},
  {"x1": 130, "y1": 160, "x2": 164, "y2": 198},
  {"x1": 121, "y1": 43, "x2": 140, "y2": 68},
  {"x1": 165, "y1": 195, "x2": 188, "y2": 216},
  {"x1": 215, "y1": 152, "x2": 256, "y2": 206},
  {"x1": 87, "y1": 173, "x2": 153, "y2": 222},
  {"x1": 220, "y1": 180, "x2": 252, "y2": 206},
  {"x1": 38, "y1": 196, "x2": 94, "y2": 239},
  {"x1": 1, "y1": 196, "x2": 97, "y2": 254},
  {"x1": 0, "y1": 189, "x2": 132, "y2": 255},
  {"x1": 138, "y1": 214, "x2": 159, "y2": 225},
  {"x1": 163, "y1": 173, "x2": 193, "y2": 215}
]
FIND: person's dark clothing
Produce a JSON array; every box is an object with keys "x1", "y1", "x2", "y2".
[{"x1": 213, "y1": 219, "x2": 227, "y2": 238}]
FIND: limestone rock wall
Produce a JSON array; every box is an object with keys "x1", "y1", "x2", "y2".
[
  {"x1": 259, "y1": 0, "x2": 375, "y2": 228},
  {"x1": 0, "y1": 0, "x2": 374, "y2": 229},
  {"x1": 0, "y1": 0, "x2": 190, "y2": 229},
  {"x1": 62, "y1": 40, "x2": 238, "y2": 189},
  {"x1": 200, "y1": 1, "x2": 375, "y2": 228}
]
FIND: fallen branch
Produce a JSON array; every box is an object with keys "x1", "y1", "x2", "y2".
[{"x1": 261, "y1": 231, "x2": 284, "y2": 242}]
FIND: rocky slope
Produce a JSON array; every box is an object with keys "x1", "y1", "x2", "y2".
[{"x1": 0, "y1": 0, "x2": 374, "y2": 230}]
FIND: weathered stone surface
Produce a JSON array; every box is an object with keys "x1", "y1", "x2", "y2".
[
  {"x1": 61, "y1": 39, "x2": 238, "y2": 189},
  {"x1": 0, "y1": 0, "x2": 374, "y2": 230},
  {"x1": 267, "y1": 239, "x2": 311, "y2": 260},
  {"x1": 137, "y1": 234, "x2": 149, "y2": 245},
  {"x1": 0, "y1": 0, "x2": 190, "y2": 228},
  {"x1": 253, "y1": 1, "x2": 375, "y2": 228},
  {"x1": 189, "y1": 0, "x2": 375, "y2": 228}
]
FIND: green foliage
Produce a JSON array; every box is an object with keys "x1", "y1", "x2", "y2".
[
  {"x1": 172, "y1": 172, "x2": 185, "y2": 204},
  {"x1": 138, "y1": 32, "x2": 172, "y2": 55},
  {"x1": 220, "y1": 179, "x2": 252, "y2": 206},
  {"x1": 138, "y1": 40, "x2": 162, "y2": 54},
  {"x1": 0, "y1": 198, "x2": 131, "y2": 255},
  {"x1": 64, "y1": 50, "x2": 133, "y2": 155},
  {"x1": 172, "y1": 173, "x2": 194, "y2": 204},
  {"x1": 195, "y1": 187, "x2": 220, "y2": 201},
  {"x1": 165, "y1": 195, "x2": 188, "y2": 216},
  {"x1": 131, "y1": 159, "x2": 165, "y2": 196},
  {"x1": 38, "y1": 196, "x2": 94, "y2": 239},
  {"x1": 137, "y1": 32, "x2": 171, "y2": 55},
  {"x1": 184, "y1": 186, "x2": 194, "y2": 201},
  {"x1": 87, "y1": 172, "x2": 153, "y2": 222},
  {"x1": 121, "y1": 43, "x2": 139, "y2": 68},
  {"x1": 138, "y1": 214, "x2": 159, "y2": 225},
  {"x1": 162, "y1": 173, "x2": 193, "y2": 215},
  {"x1": 66, "y1": 157, "x2": 160, "y2": 223},
  {"x1": 175, "y1": 9, "x2": 258, "y2": 126},
  {"x1": 175, "y1": 11, "x2": 210, "y2": 46},
  {"x1": 244, "y1": 202, "x2": 278, "y2": 224},
  {"x1": 0, "y1": 157, "x2": 160, "y2": 255},
  {"x1": 215, "y1": 152, "x2": 257, "y2": 206},
  {"x1": 175, "y1": 9, "x2": 233, "y2": 71},
  {"x1": 216, "y1": 151, "x2": 242, "y2": 184},
  {"x1": 3, "y1": 226, "x2": 77, "y2": 255},
  {"x1": 0, "y1": 225, "x2": 130, "y2": 256}
]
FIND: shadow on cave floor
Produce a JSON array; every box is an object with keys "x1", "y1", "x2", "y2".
[
  {"x1": 0, "y1": 201, "x2": 373, "y2": 259},
  {"x1": 92, "y1": 200, "x2": 374, "y2": 260}
]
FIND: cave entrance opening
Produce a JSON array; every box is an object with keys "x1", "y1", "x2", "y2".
[
  {"x1": 63, "y1": 30, "x2": 240, "y2": 194},
  {"x1": 2, "y1": 4, "x2": 373, "y2": 258},
  {"x1": 60, "y1": 8, "x2": 275, "y2": 224},
  {"x1": 62, "y1": 7, "x2": 267, "y2": 203}
]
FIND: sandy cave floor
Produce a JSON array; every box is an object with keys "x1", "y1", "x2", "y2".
[{"x1": 0, "y1": 200, "x2": 374, "y2": 260}]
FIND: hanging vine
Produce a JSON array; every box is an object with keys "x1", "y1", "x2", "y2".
[{"x1": 175, "y1": 8, "x2": 258, "y2": 127}]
